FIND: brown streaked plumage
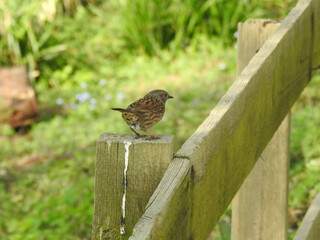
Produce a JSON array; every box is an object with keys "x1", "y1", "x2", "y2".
[{"x1": 111, "y1": 89, "x2": 173, "y2": 140}]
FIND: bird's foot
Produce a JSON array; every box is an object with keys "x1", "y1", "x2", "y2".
[
  {"x1": 134, "y1": 134, "x2": 147, "y2": 139},
  {"x1": 146, "y1": 136, "x2": 160, "y2": 141}
]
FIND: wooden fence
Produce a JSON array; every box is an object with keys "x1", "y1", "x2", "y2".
[{"x1": 92, "y1": 0, "x2": 320, "y2": 239}]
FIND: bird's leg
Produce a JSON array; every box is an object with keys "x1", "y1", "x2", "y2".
[
  {"x1": 130, "y1": 127, "x2": 144, "y2": 138},
  {"x1": 144, "y1": 130, "x2": 160, "y2": 140}
]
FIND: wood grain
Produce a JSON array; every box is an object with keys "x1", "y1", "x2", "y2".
[
  {"x1": 92, "y1": 133, "x2": 173, "y2": 239},
  {"x1": 231, "y1": 20, "x2": 290, "y2": 240}
]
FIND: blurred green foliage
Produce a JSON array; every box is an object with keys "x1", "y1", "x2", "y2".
[
  {"x1": 0, "y1": 0, "x2": 65, "y2": 74},
  {"x1": 0, "y1": 0, "x2": 104, "y2": 82},
  {"x1": 1, "y1": 0, "x2": 320, "y2": 239},
  {"x1": 118, "y1": 0, "x2": 297, "y2": 55},
  {"x1": 0, "y1": 0, "x2": 297, "y2": 84}
]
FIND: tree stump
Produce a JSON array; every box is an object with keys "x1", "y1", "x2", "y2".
[{"x1": 0, "y1": 66, "x2": 40, "y2": 128}]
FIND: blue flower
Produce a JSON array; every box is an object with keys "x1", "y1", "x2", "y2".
[
  {"x1": 71, "y1": 103, "x2": 78, "y2": 109},
  {"x1": 219, "y1": 63, "x2": 227, "y2": 70},
  {"x1": 56, "y1": 98, "x2": 64, "y2": 105},
  {"x1": 104, "y1": 94, "x2": 112, "y2": 101},
  {"x1": 99, "y1": 79, "x2": 107, "y2": 86},
  {"x1": 76, "y1": 92, "x2": 91, "y2": 103},
  {"x1": 117, "y1": 92, "x2": 125, "y2": 100},
  {"x1": 80, "y1": 82, "x2": 87, "y2": 89},
  {"x1": 90, "y1": 98, "x2": 97, "y2": 105}
]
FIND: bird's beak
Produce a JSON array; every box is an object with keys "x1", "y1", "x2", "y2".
[{"x1": 168, "y1": 95, "x2": 174, "y2": 99}]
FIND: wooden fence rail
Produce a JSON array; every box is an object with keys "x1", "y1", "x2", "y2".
[
  {"x1": 92, "y1": 0, "x2": 320, "y2": 239},
  {"x1": 293, "y1": 191, "x2": 320, "y2": 240}
]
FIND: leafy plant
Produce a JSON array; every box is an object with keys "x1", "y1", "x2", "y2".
[
  {"x1": 0, "y1": 0, "x2": 67, "y2": 82},
  {"x1": 118, "y1": 0, "x2": 297, "y2": 55}
]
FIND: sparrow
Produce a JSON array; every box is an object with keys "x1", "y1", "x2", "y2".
[{"x1": 111, "y1": 89, "x2": 173, "y2": 140}]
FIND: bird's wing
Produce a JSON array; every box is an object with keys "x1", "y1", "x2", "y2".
[{"x1": 128, "y1": 95, "x2": 163, "y2": 113}]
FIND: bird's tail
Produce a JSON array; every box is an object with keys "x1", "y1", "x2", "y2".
[{"x1": 111, "y1": 108, "x2": 127, "y2": 112}]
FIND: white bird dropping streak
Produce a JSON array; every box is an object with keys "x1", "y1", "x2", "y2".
[
  {"x1": 99, "y1": 227, "x2": 102, "y2": 240},
  {"x1": 120, "y1": 140, "x2": 132, "y2": 236}
]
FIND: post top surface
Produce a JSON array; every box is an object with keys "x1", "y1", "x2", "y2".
[{"x1": 98, "y1": 132, "x2": 174, "y2": 144}]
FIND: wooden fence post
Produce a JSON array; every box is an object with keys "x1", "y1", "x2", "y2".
[
  {"x1": 231, "y1": 19, "x2": 290, "y2": 240},
  {"x1": 92, "y1": 133, "x2": 174, "y2": 240}
]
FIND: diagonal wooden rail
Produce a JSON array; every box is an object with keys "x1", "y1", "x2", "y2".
[
  {"x1": 293, "y1": 190, "x2": 320, "y2": 240},
  {"x1": 128, "y1": 0, "x2": 320, "y2": 239}
]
